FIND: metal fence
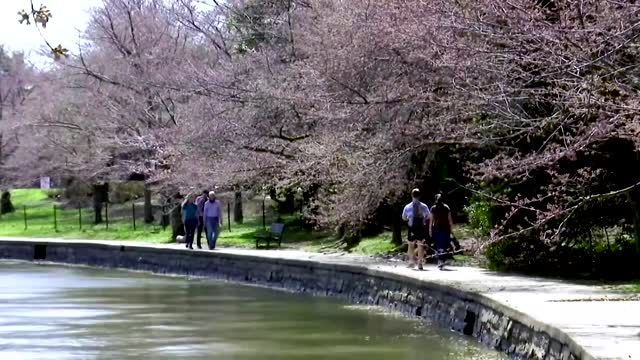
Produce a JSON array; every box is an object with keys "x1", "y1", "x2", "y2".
[{"x1": 2, "y1": 193, "x2": 277, "y2": 235}]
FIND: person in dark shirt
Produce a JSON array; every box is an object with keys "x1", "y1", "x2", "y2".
[
  {"x1": 429, "y1": 194, "x2": 455, "y2": 270},
  {"x1": 182, "y1": 193, "x2": 199, "y2": 250},
  {"x1": 194, "y1": 190, "x2": 208, "y2": 249}
]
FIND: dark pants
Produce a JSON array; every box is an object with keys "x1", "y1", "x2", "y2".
[
  {"x1": 196, "y1": 216, "x2": 204, "y2": 248},
  {"x1": 184, "y1": 218, "x2": 198, "y2": 247},
  {"x1": 432, "y1": 228, "x2": 451, "y2": 264}
]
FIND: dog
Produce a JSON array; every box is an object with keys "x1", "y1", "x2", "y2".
[{"x1": 176, "y1": 235, "x2": 185, "y2": 243}]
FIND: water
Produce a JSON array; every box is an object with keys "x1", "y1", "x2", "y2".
[{"x1": 0, "y1": 261, "x2": 503, "y2": 360}]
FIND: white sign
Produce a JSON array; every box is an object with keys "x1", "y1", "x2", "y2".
[{"x1": 40, "y1": 177, "x2": 51, "y2": 189}]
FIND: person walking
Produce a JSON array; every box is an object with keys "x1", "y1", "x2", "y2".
[
  {"x1": 429, "y1": 193, "x2": 455, "y2": 270},
  {"x1": 195, "y1": 190, "x2": 208, "y2": 249},
  {"x1": 203, "y1": 191, "x2": 223, "y2": 250},
  {"x1": 402, "y1": 188, "x2": 430, "y2": 270},
  {"x1": 181, "y1": 193, "x2": 198, "y2": 250}
]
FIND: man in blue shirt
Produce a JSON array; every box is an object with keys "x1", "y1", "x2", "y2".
[{"x1": 402, "y1": 188, "x2": 430, "y2": 270}]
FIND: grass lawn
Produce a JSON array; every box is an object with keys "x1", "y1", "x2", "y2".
[
  {"x1": 217, "y1": 214, "x2": 333, "y2": 250},
  {"x1": 0, "y1": 189, "x2": 403, "y2": 253},
  {"x1": 0, "y1": 189, "x2": 171, "y2": 242},
  {"x1": 0, "y1": 189, "x2": 336, "y2": 248},
  {"x1": 622, "y1": 281, "x2": 640, "y2": 293},
  {"x1": 1, "y1": 189, "x2": 467, "y2": 259}
]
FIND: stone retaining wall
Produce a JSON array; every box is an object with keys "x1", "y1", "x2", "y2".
[{"x1": 0, "y1": 240, "x2": 592, "y2": 360}]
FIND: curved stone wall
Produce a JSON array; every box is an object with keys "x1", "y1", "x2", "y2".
[{"x1": 0, "y1": 240, "x2": 593, "y2": 360}]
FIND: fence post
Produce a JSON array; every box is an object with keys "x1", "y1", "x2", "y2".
[
  {"x1": 227, "y1": 202, "x2": 231, "y2": 232},
  {"x1": 105, "y1": 202, "x2": 109, "y2": 230},
  {"x1": 23, "y1": 205, "x2": 27, "y2": 231},
  {"x1": 262, "y1": 196, "x2": 266, "y2": 230},
  {"x1": 53, "y1": 205, "x2": 57, "y2": 232},
  {"x1": 79, "y1": 207, "x2": 82, "y2": 230},
  {"x1": 132, "y1": 203, "x2": 136, "y2": 231}
]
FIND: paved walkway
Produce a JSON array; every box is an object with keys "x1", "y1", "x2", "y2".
[{"x1": 1, "y1": 237, "x2": 639, "y2": 359}]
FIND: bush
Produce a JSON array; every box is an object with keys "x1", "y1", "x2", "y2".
[
  {"x1": 110, "y1": 181, "x2": 145, "y2": 203},
  {"x1": 62, "y1": 180, "x2": 92, "y2": 206},
  {"x1": 485, "y1": 234, "x2": 549, "y2": 272},
  {"x1": 47, "y1": 189, "x2": 63, "y2": 200},
  {"x1": 485, "y1": 230, "x2": 640, "y2": 279},
  {"x1": 0, "y1": 191, "x2": 15, "y2": 214},
  {"x1": 465, "y1": 198, "x2": 495, "y2": 236}
]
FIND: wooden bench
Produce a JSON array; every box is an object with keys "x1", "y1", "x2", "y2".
[{"x1": 255, "y1": 223, "x2": 285, "y2": 249}]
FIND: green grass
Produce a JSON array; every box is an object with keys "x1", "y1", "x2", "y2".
[
  {"x1": 605, "y1": 280, "x2": 640, "y2": 294},
  {"x1": 10, "y1": 188, "x2": 51, "y2": 204},
  {"x1": 0, "y1": 189, "x2": 171, "y2": 242},
  {"x1": 211, "y1": 216, "x2": 406, "y2": 255},
  {"x1": 0, "y1": 189, "x2": 473, "y2": 259},
  {"x1": 621, "y1": 281, "x2": 640, "y2": 293},
  {"x1": 350, "y1": 232, "x2": 398, "y2": 255},
  {"x1": 218, "y1": 214, "x2": 333, "y2": 249}
]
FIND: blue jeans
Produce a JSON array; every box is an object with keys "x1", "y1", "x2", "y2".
[
  {"x1": 432, "y1": 228, "x2": 451, "y2": 264},
  {"x1": 205, "y1": 217, "x2": 219, "y2": 249}
]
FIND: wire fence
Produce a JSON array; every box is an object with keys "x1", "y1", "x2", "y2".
[
  {"x1": 12, "y1": 202, "x2": 168, "y2": 233},
  {"x1": 0, "y1": 193, "x2": 278, "y2": 236}
]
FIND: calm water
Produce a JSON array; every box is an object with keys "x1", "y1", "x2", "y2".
[{"x1": 0, "y1": 261, "x2": 503, "y2": 360}]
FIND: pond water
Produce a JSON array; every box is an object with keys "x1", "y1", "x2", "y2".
[{"x1": 0, "y1": 261, "x2": 503, "y2": 360}]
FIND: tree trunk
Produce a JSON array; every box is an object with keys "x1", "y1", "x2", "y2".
[
  {"x1": 392, "y1": 202, "x2": 403, "y2": 246},
  {"x1": 336, "y1": 223, "x2": 361, "y2": 249},
  {"x1": 144, "y1": 186, "x2": 154, "y2": 224},
  {"x1": 170, "y1": 204, "x2": 184, "y2": 241},
  {"x1": 283, "y1": 191, "x2": 295, "y2": 213},
  {"x1": 233, "y1": 191, "x2": 243, "y2": 224},
  {"x1": 628, "y1": 189, "x2": 640, "y2": 256},
  {"x1": 92, "y1": 184, "x2": 104, "y2": 224}
]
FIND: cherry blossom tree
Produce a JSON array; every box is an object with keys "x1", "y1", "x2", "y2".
[{"x1": 7, "y1": 0, "x2": 640, "y2": 259}]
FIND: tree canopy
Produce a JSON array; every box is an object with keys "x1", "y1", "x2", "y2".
[{"x1": 5, "y1": 0, "x2": 640, "y2": 258}]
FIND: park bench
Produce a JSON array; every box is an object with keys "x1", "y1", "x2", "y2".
[{"x1": 255, "y1": 222, "x2": 285, "y2": 249}]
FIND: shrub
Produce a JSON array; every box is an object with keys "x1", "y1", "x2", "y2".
[
  {"x1": 62, "y1": 180, "x2": 92, "y2": 206},
  {"x1": 485, "y1": 229, "x2": 640, "y2": 279},
  {"x1": 110, "y1": 181, "x2": 145, "y2": 203},
  {"x1": 46, "y1": 189, "x2": 63, "y2": 200},
  {"x1": 0, "y1": 191, "x2": 15, "y2": 214},
  {"x1": 484, "y1": 234, "x2": 549, "y2": 272},
  {"x1": 465, "y1": 198, "x2": 495, "y2": 236}
]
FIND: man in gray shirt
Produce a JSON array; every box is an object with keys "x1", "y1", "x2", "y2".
[{"x1": 203, "y1": 191, "x2": 223, "y2": 250}]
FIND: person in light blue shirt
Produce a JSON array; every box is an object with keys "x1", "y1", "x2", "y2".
[
  {"x1": 203, "y1": 191, "x2": 223, "y2": 250},
  {"x1": 402, "y1": 188, "x2": 430, "y2": 270}
]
